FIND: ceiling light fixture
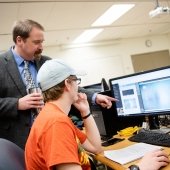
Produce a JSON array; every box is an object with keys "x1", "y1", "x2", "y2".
[
  {"x1": 92, "y1": 4, "x2": 135, "y2": 26},
  {"x1": 72, "y1": 3, "x2": 135, "y2": 44},
  {"x1": 73, "y1": 29, "x2": 103, "y2": 44}
]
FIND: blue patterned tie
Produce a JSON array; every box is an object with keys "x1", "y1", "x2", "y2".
[
  {"x1": 23, "y1": 60, "x2": 38, "y2": 124},
  {"x1": 23, "y1": 60, "x2": 36, "y2": 92}
]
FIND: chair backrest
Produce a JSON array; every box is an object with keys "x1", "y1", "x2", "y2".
[
  {"x1": 89, "y1": 157, "x2": 97, "y2": 170},
  {"x1": 0, "y1": 138, "x2": 25, "y2": 170}
]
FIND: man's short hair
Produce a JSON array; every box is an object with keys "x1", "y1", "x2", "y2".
[{"x1": 12, "y1": 19, "x2": 44, "y2": 43}]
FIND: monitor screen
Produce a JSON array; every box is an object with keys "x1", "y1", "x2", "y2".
[{"x1": 109, "y1": 66, "x2": 170, "y2": 117}]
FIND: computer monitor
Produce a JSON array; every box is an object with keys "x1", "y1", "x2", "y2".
[
  {"x1": 83, "y1": 82, "x2": 102, "y2": 93},
  {"x1": 109, "y1": 66, "x2": 170, "y2": 119},
  {"x1": 101, "y1": 78, "x2": 110, "y2": 91},
  {"x1": 91, "y1": 90, "x2": 145, "y2": 139}
]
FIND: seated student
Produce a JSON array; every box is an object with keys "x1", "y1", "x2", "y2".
[
  {"x1": 25, "y1": 59, "x2": 102, "y2": 170},
  {"x1": 25, "y1": 59, "x2": 169, "y2": 170}
]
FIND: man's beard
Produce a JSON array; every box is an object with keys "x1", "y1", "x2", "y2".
[{"x1": 34, "y1": 49, "x2": 42, "y2": 60}]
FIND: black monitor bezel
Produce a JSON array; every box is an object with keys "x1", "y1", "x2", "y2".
[
  {"x1": 83, "y1": 82, "x2": 102, "y2": 93},
  {"x1": 109, "y1": 66, "x2": 170, "y2": 117}
]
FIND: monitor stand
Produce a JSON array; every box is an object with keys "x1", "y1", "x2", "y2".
[{"x1": 144, "y1": 115, "x2": 160, "y2": 130}]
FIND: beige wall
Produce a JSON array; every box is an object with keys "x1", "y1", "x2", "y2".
[{"x1": 43, "y1": 34, "x2": 170, "y2": 86}]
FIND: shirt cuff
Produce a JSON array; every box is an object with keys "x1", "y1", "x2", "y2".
[{"x1": 92, "y1": 92, "x2": 97, "y2": 105}]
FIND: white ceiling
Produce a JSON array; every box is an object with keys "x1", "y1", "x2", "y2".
[{"x1": 0, "y1": 0, "x2": 170, "y2": 51}]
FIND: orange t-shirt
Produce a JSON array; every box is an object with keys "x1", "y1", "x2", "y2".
[{"x1": 25, "y1": 103, "x2": 88, "y2": 170}]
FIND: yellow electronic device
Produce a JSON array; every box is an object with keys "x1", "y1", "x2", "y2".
[{"x1": 117, "y1": 126, "x2": 141, "y2": 137}]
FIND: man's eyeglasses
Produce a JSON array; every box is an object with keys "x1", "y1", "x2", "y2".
[{"x1": 70, "y1": 78, "x2": 81, "y2": 85}]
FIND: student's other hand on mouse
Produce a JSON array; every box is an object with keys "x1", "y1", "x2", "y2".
[{"x1": 137, "y1": 150, "x2": 170, "y2": 170}]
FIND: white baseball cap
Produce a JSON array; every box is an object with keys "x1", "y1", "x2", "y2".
[{"x1": 37, "y1": 59, "x2": 84, "y2": 91}]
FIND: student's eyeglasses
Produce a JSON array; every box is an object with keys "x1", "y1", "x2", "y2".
[{"x1": 70, "y1": 78, "x2": 81, "y2": 85}]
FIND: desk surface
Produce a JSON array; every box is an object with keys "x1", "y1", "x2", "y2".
[{"x1": 93, "y1": 138, "x2": 170, "y2": 170}]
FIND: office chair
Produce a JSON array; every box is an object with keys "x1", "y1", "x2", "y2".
[
  {"x1": 0, "y1": 138, "x2": 25, "y2": 170},
  {"x1": 89, "y1": 157, "x2": 97, "y2": 170}
]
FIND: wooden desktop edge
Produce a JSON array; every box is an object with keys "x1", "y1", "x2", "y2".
[{"x1": 90, "y1": 136, "x2": 170, "y2": 170}]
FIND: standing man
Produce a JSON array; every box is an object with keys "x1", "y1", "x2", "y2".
[
  {"x1": 0, "y1": 19, "x2": 47, "y2": 149},
  {"x1": 0, "y1": 19, "x2": 116, "y2": 149}
]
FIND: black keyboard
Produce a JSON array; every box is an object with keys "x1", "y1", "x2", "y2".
[{"x1": 128, "y1": 129, "x2": 170, "y2": 147}]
